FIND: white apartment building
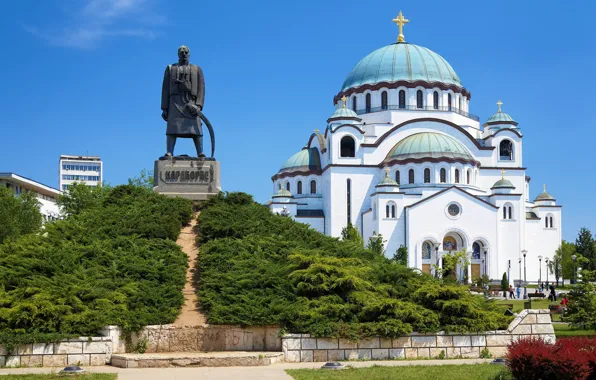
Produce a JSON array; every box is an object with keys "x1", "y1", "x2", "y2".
[
  {"x1": 0, "y1": 172, "x2": 62, "y2": 221},
  {"x1": 59, "y1": 155, "x2": 103, "y2": 191}
]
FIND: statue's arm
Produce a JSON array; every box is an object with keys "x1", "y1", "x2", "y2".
[
  {"x1": 161, "y1": 65, "x2": 170, "y2": 112},
  {"x1": 196, "y1": 66, "x2": 205, "y2": 111}
]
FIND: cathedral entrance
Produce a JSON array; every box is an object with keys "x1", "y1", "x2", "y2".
[{"x1": 442, "y1": 232, "x2": 467, "y2": 282}]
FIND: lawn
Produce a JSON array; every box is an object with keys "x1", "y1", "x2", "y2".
[
  {"x1": 553, "y1": 324, "x2": 596, "y2": 337},
  {"x1": 287, "y1": 364, "x2": 510, "y2": 380},
  {"x1": 0, "y1": 375, "x2": 117, "y2": 380}
]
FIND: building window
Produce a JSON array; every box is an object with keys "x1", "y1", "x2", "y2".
[
  {"x1": 386, "y1": 202, "x2": 397, "y2": 219},
  {"x1": 352, "y1": 96, "x2": 357, "y2": 112},
  {"x1": 297, "y1": 181, "x2": 302, "y2": 195},
  {"x1": 424, "y1": 168, "x2": 431, "y2": 183},
  {"x1": 422, "y1": 241, "x2": 432, "y2": 260},
  {"x1": 440, "y1": 168, "x2": 446, "y2": 183},
  {"x1": 433, "y1": 91, "x2": 439, "y2": 109},
  {"x1": 448, "y1": 204, "x2": 460, "y2": 217},
  {"x1": 472, "y1": 242, "x2": 481, "y2": 259},
  {"x1": 448, "y1": 93, "x2": 452, "y2": 110},
  {"x1": 395, "y1": 170, "x2": 400, "y2": 185},
  {"x1": 310, "y1": 180, "x2": 317, "y2": 194},
  {"x1": 346, "y1": 179, "x2": 351, "y2": 226},
  {"x1": 467, "y1": 170, "x2": 471, "y2": 184},
  {"x1": 455, "y1": 169, "x2": 460, "y2": 183},
  {"x1": 391, "y1": 204, "x2": 396, "y2": 218},
  {"x1": 503, "y1": 204, "x2": 513, "y2": 220},
  {"x1": 399, "y1": 90, "x2": 406, "y2": 109},
  {"x1": 499, "y1": 140, "x2": 514, "y2": 160},
  {"x1": 416, "y1": 90, "x2": 423, "y2": 109},
  {"x1": 381, "y1": 91, "x2": 388, "y2": 110},
  {"x1": 409, "y1": 169, "x2": 414, "y2": 184},
  {"x1": 546, "y1": 214, "x2": 554, "y2": 228},
  {"x1": 365, "y1": 93, "x2": 371, "y2": 113},
  {"x1": 277, "y1": 183, "x2": 281, "y2": 190},
  {"x1": 286, "y1": 182, "x2": 290, "y2": 192},
  {"x1": 386, "y1": 204, "x2": 390, "y2": 218},
  {"x1": 340, "y1": 136, "x2": 356, "y2": 157}
]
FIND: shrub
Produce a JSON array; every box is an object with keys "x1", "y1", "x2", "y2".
[
  {"x1": 196, "y1": 192, "x2": 511, "y2": 338},
  {"x1": 506, "y1": 336, "x2": 596, "y2": 380}
]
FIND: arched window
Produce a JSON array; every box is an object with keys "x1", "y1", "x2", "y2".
[
  {"x1": 409, "y1": 169, "x2": 415, "y2": 184},
  {"x1": 381, "y1": 91, "x2": 388, "y2": 110},
  {"x1": 422, "y1": 241, "x2": 432, "y2": 260},
  {"x1": 386, "y1": 204, "x2": 390, "y2": 218},
  {"x1": 391, "y1": 204, "x2": 396, "y2": 218},
  {"x1": 440, "y1": 168, "x2": 446, "y2": 183},
  {"x1": 448, "y1": 93, "x2": 452, "y2": 110},
  {"x1": 467, "y1": 170, "x2": 471, "y2": 184},
  {"x1": 385, "y1": 202, "x2": 397, "y2": 219},
  {"x1": 285, "y1": 181, "x2": 290, "y2": 192},
  {"x1": 503, "y1": 204, "x2": 513, "y2": 220},
  {"x1": 472, "y1": 242, "x2": 481, "y2": 259},
  {"x1": 277, "y1": 183, "x2": 281, "y2": 190},
  {"x1": 365, "y1": 93, "x2": 371, "y2": 113},
  {"x1": 499, "y1": 140, "x2": 514, "y2": 160},
  {"x1": 551, "y1": 216, "x2": 554, "y2": 228},
  {"x1": 395, "y1": 170, "x2": 400, "y2": 185},
  {"x1": 455, "y1": 169, "x2": 460, "y2": 183},
  {"x1": 416, "y1": 90, "x2": 423, "y2": 109},
  {"x1": 310, "y1": 180, "x2": 316, "y2": 194},
  {"x1": 424, "y1": 168, "x2": 431, "y2": 183},
  {"x1": 352, "y1": 96, "x2": 357, "y2": 112},
  {"x1": 297, "y1": 181, "x2": 302, "y2": 195},
  {"x1": 433, "y1": 91, "x2": 439, "y2": 110},
  {"x1": 399, "y1": 90, "x2": 406, "y2": 109},
  {"x1": 346, "y1": 179, "x2": 351, "y2": 225},
  {"x1": 340, "y1": 136, "x2": 356, "y2": 157},
  {"x1": 546, "y1": 214, "x2": 555, "y2": 228}
]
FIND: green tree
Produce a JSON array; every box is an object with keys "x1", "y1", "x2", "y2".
[
  {"x1": 393, "y1": 245, "x2": 408, "y2": 266},
  {"x1": 434, "y1": 249, "x2": 470, "y2": 283},
  {"x1": 340, "y1": 223, "x2": 364, "y2": 246},
  {"x1": 575, "y1": 228, "x2": 595, "y2": 271},
  {"x1": 566, "y1": 269, "x2": 596, "y2": 330},
  {"x1": 57, "y1": 182, "x2": 107, "y2": 216},
  {"x1": 128, "y1": 169, "x2": 155, "y2": 189},
  {"x1": 553, "y1": 241, "x2": 577, "y2": 283},
  {"x1": 549, "y1": 250, "x2": 563, "y2": 286},
  {"x1": 0, "y1": 187, "x2": 43, "y2": 243},
  {"x1": 501, "y1": 272, "x2": 509, "y2": 297},
  {"x1": 366, "y1": 231, "x2": 385, "y2": 256}
]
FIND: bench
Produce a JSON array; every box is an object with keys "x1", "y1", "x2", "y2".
[{"x1": 528, "y1": 293, "x2": 545, "y2": 299}]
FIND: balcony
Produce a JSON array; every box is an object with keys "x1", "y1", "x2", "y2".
[{"x1": 355, "y1": 105, "x2": 480, "y2": 122}]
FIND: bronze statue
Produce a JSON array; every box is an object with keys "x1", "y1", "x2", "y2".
[{"x1": 161, "y1": 45, "x2": 214, "y2": 158}]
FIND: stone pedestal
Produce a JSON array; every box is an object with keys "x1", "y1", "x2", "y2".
[{"x1": 153, "y1": 156, "x2": 221, "y2": 200}]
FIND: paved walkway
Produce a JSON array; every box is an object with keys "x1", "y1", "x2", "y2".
[{"x1": 0, "y1": 359, "x2": 493, "y2": 379}]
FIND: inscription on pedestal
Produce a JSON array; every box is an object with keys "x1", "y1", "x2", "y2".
[{"x1": 154, "y1": 158, "x2": 221, "y2": 201}]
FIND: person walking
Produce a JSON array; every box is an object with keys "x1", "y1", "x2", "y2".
[
  {"x1": 549, "y1": 284, "x2": 557, "y2": 302},
  {"x1": 516, "y1": 285, "x2": 521, "y2": 300},
  {"x1": 508, "y1": 285, "x2": 516, "y2": 299}
]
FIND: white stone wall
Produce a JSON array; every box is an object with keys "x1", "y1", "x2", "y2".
[
  {"x1": 282, "y1": 309, "x2": 554, "y2": 362},
  {"x1": 0, "y1": 337, "x2": 112, "y2": 368}
]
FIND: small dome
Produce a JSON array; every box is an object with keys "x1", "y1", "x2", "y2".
[
  {"x1": 279, "y1": 148, "x2": 321, "y2": 173},
  {"x1": 385, "y1": 132, "x2": 475, "y2": 163},
  {"x1": 341, "y1": 43, "x2": 462, "y2": 92},
  {"x1": 535, "y1": 185, "x2": 555, "y2": 201},
  {"x1": 272, "y1": 188, "x2": 292, "y2": 198},
  {"x1": 377, "y1": 169, "x2": 399, "y2": 187},
  {"x1": 484, "y1": 102, "x2": 518, "y2": 127},
  {"x1": 328, "y1": 107, "x2": 359, "y2": 121},
  {"x1": 491, "y1": 178, "x2": 515, "y2": 190}
]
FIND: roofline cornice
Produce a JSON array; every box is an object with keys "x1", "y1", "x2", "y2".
[
  {"x1": 334, "y1": 80, "x2": 471, "y2": 103},
  {"x1": 327, "y1": 116, "x2": 362, "y2": 123},
  {"x1": 384, "y1": 156, "x2": 480, "y2": 167},
  {"x1": 482, "y1": 128, "x2": 523, "y2": 139},
  {"x1": 483, "y1": 120, "x2": 519, "y2": 127}
]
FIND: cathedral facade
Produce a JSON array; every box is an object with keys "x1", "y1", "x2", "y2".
[{"x1": 269, "y1": 13, "x2": 561, "y2": 284}]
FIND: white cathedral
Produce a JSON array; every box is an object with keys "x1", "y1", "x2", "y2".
[{"x1": 269, "y1": 13, "x2": 562, "y2": 284}]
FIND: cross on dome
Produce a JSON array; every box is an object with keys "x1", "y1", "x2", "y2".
[
  {"x1": 497, "y1": 100, "x2": 503, "y2": 113},
  {"x1": 501, "y1": 169, "x2": 505, "y2": 180},
  {"x1": 392, "y1": 11, "x2": 410, "y2": 43},
  {"x1": 314, "y1": 128, "x2": 320, "y2": 133},
  {"x1": 385, "y1": 167, "x2": 390, "y2": 178},
  {"x1": 341, "y1": 96, "x2": 347, "y2": 108}
]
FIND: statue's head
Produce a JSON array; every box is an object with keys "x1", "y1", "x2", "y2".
[{"x1": 178, "y1": 45, "x2": 190, "y2": 61}]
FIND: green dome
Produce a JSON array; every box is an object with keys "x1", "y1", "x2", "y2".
[
  {"x1": 272, "y1": 188, "x2": 292, "y2": 198},
  {"x1": 491, "y1": 178, "x2": 515, "y2": 189},
  {"x1": 535, "y1": 187, "x2": 555, "y2": 201},
  {"x1": 279, "y1": 148, "x2": 321, "y2": 173},
  {"x1": 385, "y1": 132, "x2": 474, "y2": 163},
  {"x1": 328, "y1": 107, "x2": 359, "y2": 121},
  {"x1": 485, "y1": 111, "x2": 517, "y2": 126},
  {"x1": 377, "y1": 171, "x2": 399, "y2": 187},
  {"x1": 342, "y1": 43, "x2": 462, "y2": 91}
]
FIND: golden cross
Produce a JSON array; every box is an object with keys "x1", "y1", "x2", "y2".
[
  {"x1": 497, "y1": 100, "x2": 503, "y2": 113},
  {"x1": 543, "y1": 184, "x2": 547, "y2": 192},
  {"x1": 385, "y1": 167, "x2": 390, "y2": 178},
  {"x1": 392, "y1": 11, "x2": 410, "y2": 43},
  {"x1": 501, "y1": 169, "x2": 505, "y2": 180},
  {"x1": 314, "y1": 128, "x2": 319, "y2": 133},
  {"x1": 341, "y1": 96, "x2": 347, "y2": 108}
]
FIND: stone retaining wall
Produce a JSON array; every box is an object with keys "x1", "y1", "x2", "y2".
[
  {"x1": 0, "y1": 337, "x2": 112, "y2": 368},
  {"x1": 282, "y1": 309, "x2": 555, "y2": 362}
]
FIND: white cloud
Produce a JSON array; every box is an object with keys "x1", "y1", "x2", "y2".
[{"x1": 25, "y1": 0, "x2": 162, "y2": 48}]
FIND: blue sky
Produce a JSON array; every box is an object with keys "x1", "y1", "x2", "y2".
[{"x1": 1, "y1": 0, "x2": 594, "y2": 241}]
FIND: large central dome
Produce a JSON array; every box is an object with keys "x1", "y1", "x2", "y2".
[
  {"x1": 385, "y1": 132, "x2": 475, "y2": 163},
  {"x1": 342, "y1": 43, "x2": 462, "y2": 92}
]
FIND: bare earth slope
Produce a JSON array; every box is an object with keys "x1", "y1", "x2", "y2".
[{"x1": 173, "y1": 215, "x2": 206, "y2": 326}]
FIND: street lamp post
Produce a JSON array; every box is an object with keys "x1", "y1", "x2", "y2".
[
  {"x1": 571, "y1": 254, "x2": 577, "y2": 284},
  {"x1": 434, "y1": 244, "x2": 441, "y2": 279},
  {"x1": 538, "y1": 255, "x2": 543, "y2": 290},
  {"x1": 522, "y1": 250, "x2": 528, "y2": 299},
  {"x1": 518, "y1": 258, "x2": 522, "y2": 288},
  {"x1": 545, "y1": 257, "x2": 549, "y2": 288},
  {"x1": 508, "y1": 259, "x2": 511, "y2": 290}
]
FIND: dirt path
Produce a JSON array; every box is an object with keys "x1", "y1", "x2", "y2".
[{"x1": 173, "y1": 215, "x2": 207, "y2": 326}]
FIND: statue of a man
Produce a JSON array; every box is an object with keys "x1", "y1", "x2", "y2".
[{"x1": 161, "y1": 45, "x2": 205, "y2": 157}]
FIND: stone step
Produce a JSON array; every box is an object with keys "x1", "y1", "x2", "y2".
[{"x1": 111, "y1": 351, "x2": 284, "y2": 368}]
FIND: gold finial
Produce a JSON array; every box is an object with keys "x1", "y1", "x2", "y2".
[
  {"x1": 543, "y1": 184, "x2": 547, "y2": 192},
  {"x1": 501, "y1": 169, "x2": 505, "y2": 180},
  {"x1": 392, "y1": 11, "x2": 410, "y2": 43},
  {"x1": 341, "y1": 96, "x2": 347, "y2": 108},
  {"x1": 385, "y1": 167, "x2": 390, "y2": 178},
  {"x1": 497, "y1": 100, "x2": 503, "y2": 113},
  {"x1": 314, "y1": 128, "x2": 319, "y2": 133}
]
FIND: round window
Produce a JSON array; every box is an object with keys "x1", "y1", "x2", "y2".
[{"x1": 448, "y1": 204, "x2": 460, "y2": 217}]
